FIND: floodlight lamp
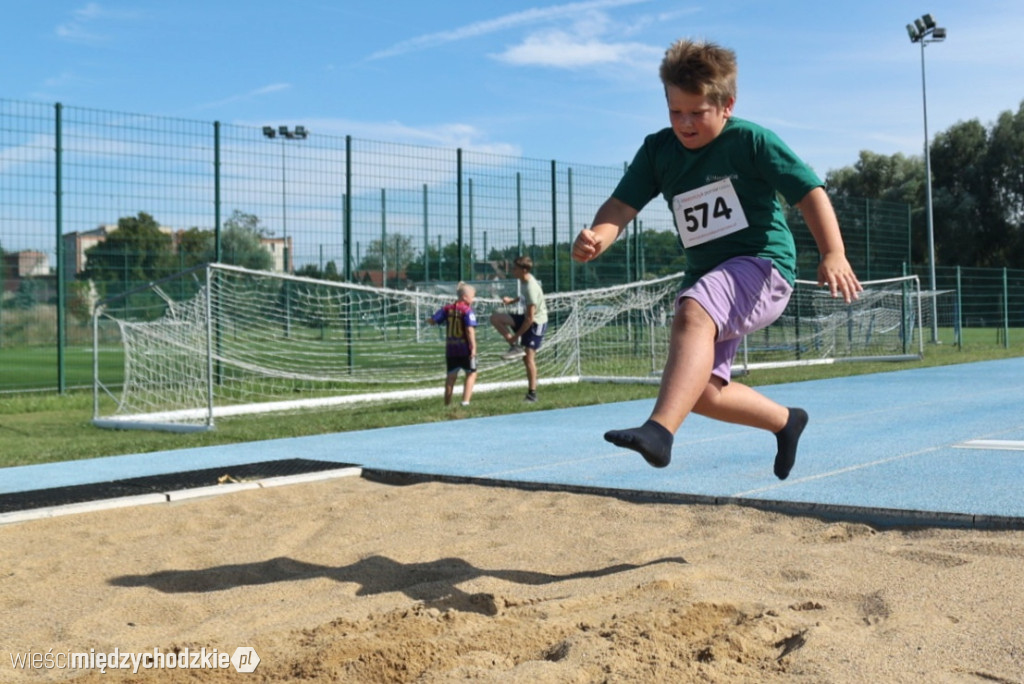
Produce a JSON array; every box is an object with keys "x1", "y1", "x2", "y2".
[
  {"x1": 278, "y1": 125, "x2": 290, "y2": 137},
  {"x1": 914, "y1": 18, "x2": 926, "y2": 34},
  {"x1": 262, "y1": 126, "x2": 276, "y2": 138},
  {"x1": 922, "y1": 14, "x2": 936, "y2": 29},
  {"x1": 932, "y1": 27, "x2": 946, "y2": 40},
  {"x1": 906, "y1": 23, "x2": 920, "y2": 41},
  {"x1": 295, "y1": 125, "x2": 308, "y2": 138}
]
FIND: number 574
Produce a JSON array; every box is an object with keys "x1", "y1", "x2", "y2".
[{"x1": 683, "y1": 196, "x2": 733, "y2": 232}]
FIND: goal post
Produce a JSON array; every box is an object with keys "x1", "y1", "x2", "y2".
[
  {"x1": 92, "y1": 265, "x2": 931, "y2": 432},
  {"x1": 737, "y1": 275, "x2": 927, "y2": 372},
  {"x1": 92, "y1": 264, "x2": 687, "y2": 431}
]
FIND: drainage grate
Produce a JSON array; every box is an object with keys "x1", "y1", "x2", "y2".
[{"x1": 0, "y1": 459, "x2": 359, "y2": 514}]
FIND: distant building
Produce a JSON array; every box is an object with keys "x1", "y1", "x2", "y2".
[
  {"x1": 261, "y1": 236, "x2": 293, "y2": 274},
  {"x1": 62, "y1": 224, "x2": 291, "y2": 275},
  {"x1": 354, "y1": 269, "x2": 409, "y2": 288},
  {"x1": 2, "y1": 250, "x2": 50, "y2": 294},
  {"x1": 62, "y1": 225, "x2": 120, "y2": 276}
]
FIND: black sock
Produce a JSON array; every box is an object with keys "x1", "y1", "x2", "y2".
[
  {"x1": 604, "y1": 419, "x2": 674, "y2": 468},
  {"x1": 774, "y1": 408, "x2": 808, "y2": 480}
]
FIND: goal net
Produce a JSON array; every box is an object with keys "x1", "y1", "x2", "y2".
[
  {"x1": 92, "y1": 263, "x2": 685, "y2": 431},
  {"x1": 92, "y1": 265, "x2": 926, "y2": 432},
  {"x1": 737, "y1": 275, "x2": 926, "y2": 371}
]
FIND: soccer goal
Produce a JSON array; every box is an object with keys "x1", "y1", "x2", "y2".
[
  {"x1": 92, "y1": 265, "x2": 928, "y2": 432},
  {"x1": 91, "y1": 263, "x2": 686, "y2": 431},
  {"x1": 737, "y1": 275, "x2": 926, "y2": 371}
]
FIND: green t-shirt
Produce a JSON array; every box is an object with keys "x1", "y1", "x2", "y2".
[
  {"x1": 612, "y1": 117, "x2": 822, "y2": 287},
  {"x1": 524, "y1": 274, "x2": 548, "y2": 325}
]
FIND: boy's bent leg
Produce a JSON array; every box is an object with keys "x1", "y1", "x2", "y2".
[
  {"x1": 648, "y1": 299, "x2": 717, "y2": 433},
  {"x1": 694, "y1": 382, "x2": 806, "y2": 479},
  {"x1": 605, "y1": 299, "x2": 716, "y2": 468},
  {"x1": 490, "y1": 312, "x2": 514, "y2": 339},
  {"x1": 694, "y1": 380, "x2": 788, "y2": 431}
]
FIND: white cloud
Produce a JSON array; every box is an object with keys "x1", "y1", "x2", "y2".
[
  {"x1": 54, "y1": 3, "x2": 142, "y2": 45},
  {"x1": 55, "y1": 21, "x2": 106, "y2": 45},
  {"x1": 367, "y1": 0, "x2": 650, "y2": 60},
  {"x1": 277, "y1": 117, "x2": 522, "y2": 156},
  {"x1": 494, "y1": 30, "x2": 660, "y2": 69},
  {"x1": 193, "y1": 84, "x2": 292, "y2": 111}
]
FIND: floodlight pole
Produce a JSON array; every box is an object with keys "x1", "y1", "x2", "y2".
[
  {"x1": 907, "y1": 15, "x2": 944, "y2": 344},
  {"x1": 262, "y1": 125, "x2": 308, "y2": 340},
  {"x1": 261, "y1": 125, "x2": 308, "y2": 275}
]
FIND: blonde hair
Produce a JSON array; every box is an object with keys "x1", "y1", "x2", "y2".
[
  {"x1": 456, "y1": 281, "x2": 475, "y2": 299},
  {"x1": 659, "y1": 39, "x2": 737, "y2": 106}
]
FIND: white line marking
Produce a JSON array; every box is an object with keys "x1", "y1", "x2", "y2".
[
  {"x1": 731, "y1": 446, "x2": 945, "y2": 498},
  {"x1": 955, "y1": 440, "x2": 1024, "y2": 451}
]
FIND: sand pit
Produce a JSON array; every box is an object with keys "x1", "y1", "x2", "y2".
[{"x1": 2, "y1": 475, "x2": 1024, "y2": 682}]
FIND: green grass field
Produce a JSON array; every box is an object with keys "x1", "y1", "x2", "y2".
[
  {"x1": 0, "y1": 346, "x2": 114, "y2": 391},
  {"x1": 1, "y1": 337, "x2": 1020, "y2": 471}
]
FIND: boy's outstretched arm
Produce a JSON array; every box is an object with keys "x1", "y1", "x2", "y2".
[
  {"x1": 796, "y1": 187, "x2": 864, "y2": 304},
  {"x1": 573, "y1": 197, "x2": 638, "y2": 263}
]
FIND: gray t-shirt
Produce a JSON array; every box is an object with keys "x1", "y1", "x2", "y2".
[{"x1": 523, "y1": 274, "x2": 548, "y2": 325}]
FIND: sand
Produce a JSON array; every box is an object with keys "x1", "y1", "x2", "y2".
[{"x1": 2, "y1": 474, "x2": 1024, "y2": 683}]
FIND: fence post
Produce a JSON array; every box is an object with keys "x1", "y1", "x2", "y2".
[
  {"x1": 0, "y1": 253, "x2": 4, "y2": 349},
  {"x1": 567, "y1": 167, "x2": 575, "y2": 291},
  {"x1": 468, "y1": 177, "x2": 474, "y2": 272},
  {"x1": 204, "y1": 264, "x2": 215, "y2": 429},
  {"x1": 214, "y1": 121, "x2": 222, "y2": 263},
  {"x1": 550, "y1": 159, "x2": 559, "y2": 293},
  {"x1": 865, "y1": 197, "x2": 871, "y2": 280},
  {"x1": 55, "y1": 102, "x2": 66, "y2": 393},
  {"x1": 516, "y1": 172, "x2": 523, "y2": 254},
  {"x1": 1003, "y1": 267, "x2": 1010, "y2": 349},
  {"x1": 422, "y1": 184, "x2": 429, "y2": 282},
  {"x1": 344, "y1": 135, "x2": 352, "y2": 282},
  {"x1": 380, "y1": 189, "x2": 388, "y2": 288},
  {"x1": 456, "y1": 148, "x2": 464, "y2": 281},
  {"x1": 955, "y1": 265, "x2": 962, "y2": 349}
]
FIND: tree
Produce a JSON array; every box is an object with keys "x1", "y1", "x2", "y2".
[
  {"x1": 67, "y1": 279, "x2": 100, "y2": 324},
  {"x1": 323, "y1": 260, "x2": 340, "y2": 280},
  {"x1": 827, "y1": 100, "x2": 1024, "y2": 270},
  {"x1": 930, "y1": 119, "x2": 998, "y2": 267},
  {"x1": 178, "y1": 227, "x2": 212, "y2": 269},
  {"x1": 82, "y1": 212, "x2": 175, "y2": 298},
  {"x1": 14, "y1": 279, "x2": 44, "y2": 310},
  {"x1": 826, "y1": 151, "x2": 923, "y2": 207},
  {"x1": 358, "y1": 233, "x2": 417, "y2": 276},
  {"x1": 220, "y1": 211, "x2": 273, "y2": 270},
  {"x1": 984, "y1": 103, "x2": 1024, "y2": 265},
  {"x1": 638, "y1": 229, "x2": 686, "y2": 277},
  {"x1": 178, "y1": 210, "x2": 273, "y2": 271}
]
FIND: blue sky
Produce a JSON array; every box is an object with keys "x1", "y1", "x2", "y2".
[{"x1": 6, "y1": 0, "x2": 1024, "y2": 179}]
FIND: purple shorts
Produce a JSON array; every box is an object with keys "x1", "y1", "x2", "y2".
[{"x1": 677, "y1": 256, "x2": 793, "y2": 383}]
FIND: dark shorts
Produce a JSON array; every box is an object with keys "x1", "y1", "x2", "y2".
[
  {"x1": 446, "y1": 355, "x2": 477, "y2": 374},
  {"x1": 512, "y1": 314, "x2": 547, "y2": 351}
]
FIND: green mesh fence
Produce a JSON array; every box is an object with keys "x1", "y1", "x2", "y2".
[{"x1": 1, "y1": 98, "x2": 1018, "y2": 392}]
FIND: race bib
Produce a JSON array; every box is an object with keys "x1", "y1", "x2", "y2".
[{"x1": 671, "y1": 178, "x2": 749, "y2": 248}]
